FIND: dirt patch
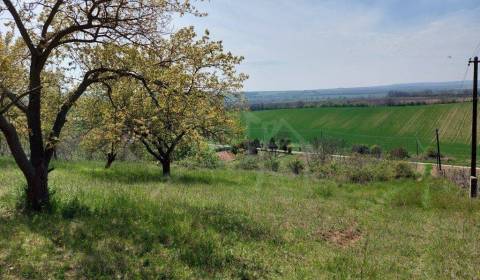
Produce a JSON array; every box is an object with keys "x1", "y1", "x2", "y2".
[
  {"x1": 317, "y1": 224, "x2": 362, "y2": 248},
  {"x1": 217, "y1": 151, "x2": 236, "y2": 162}
]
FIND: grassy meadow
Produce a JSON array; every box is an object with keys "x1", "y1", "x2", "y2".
[
  {"x1": 242, "y1": 102, "x2": 476, "y2": 163},
  {"x1": 1, "y1": 157, "x2": 480, "y2": 279}
]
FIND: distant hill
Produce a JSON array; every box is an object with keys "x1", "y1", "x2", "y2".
[{"x1": 245, "y1": 81, "x2": 469, "y2": 105}]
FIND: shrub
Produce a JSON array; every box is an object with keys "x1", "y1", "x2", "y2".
[
  {"x1": 236, "y1": 156, "x2": 259, "y2": 170},
  {"x1": 370, "y1": 145, "x2": 382, "y2": 158},
  {"x1": 178, "y1": 146, "x2": 222, "y2": 169},
  {"x1": 197, "y1": 148, "x2": 222, "y2": 169},
  {"x1": 288, "y1": 159, "x2": 304, "y2": 175},
  {"x1": 279, "y1": 138, "x2": 291, "y2": 152},
  {"x1": 347, "y1": 166, "x2": 375, "y2": 184},
  {"x1": 263, "y1": 155, "x2": 280, "y2": 172},
  {"x1": 394, "y1": 162, "x2": 416, "y2": 179},
  {"x1": 321, "y1": 163, "x2": 349, "y2": 180},
  {"x1": 425, "y1": 147, "x2": 442, "y2": 159},
  {"x1": 231, "y1": 145, "x2": 240, "y2": 155},
  {"x1": 312, "y1": 157, "x2": 415, "y2": 184},
  {"x1": 389, "y1": 147, "x2": 409, "y2": 159},
  {"x1": 372, "y1": 161, "x2": 395, "y2": 181},
  {"x1": 268, "y1": 138, "x2": 278, "y2": 152},
  {"x1": 352, "y1": 144, "x2": 370, "y2": 155}
]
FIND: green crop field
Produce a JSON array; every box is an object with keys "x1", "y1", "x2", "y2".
[{"x1": 242, "y1": 102, "x2": 477, "y2": 163}]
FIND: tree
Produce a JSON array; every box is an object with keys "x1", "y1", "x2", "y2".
[
  {"x1": 268, "y1": 138, "x2": 278, "y2": 152},
  {"x1": 0, "y1": 0, "x2": 198, "y2": 211},
  {"x1": 102, "y1": 27, "x2": 247, "y2": 176},
  {"x1": 77, "y1": 82, "x2": 132, "y2": 169}
]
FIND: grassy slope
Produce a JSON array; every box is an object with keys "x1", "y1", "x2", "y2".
[
  {"x1": 1, "y1": 158, "x2": 480, "y2": 279},
  {"x1": 242, "y1": 103, "x2": 475, "y2": 162}
]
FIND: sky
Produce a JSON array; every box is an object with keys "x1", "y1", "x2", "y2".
[{"x1": 175, "y1": 0, "x2": 480, "y2": 91}]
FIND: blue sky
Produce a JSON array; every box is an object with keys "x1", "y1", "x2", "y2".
[{"x1": 175, "y1": 0, "x2": 480, "y2": 91}]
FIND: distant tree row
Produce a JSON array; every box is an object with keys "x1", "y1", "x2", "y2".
[{"x1": 249, "y1": 89, "x2": 471, "y2": 111}]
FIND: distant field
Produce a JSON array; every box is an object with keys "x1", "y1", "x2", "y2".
[{"x1": 242, "y1": 102, "x2": 476, "y2": 163}]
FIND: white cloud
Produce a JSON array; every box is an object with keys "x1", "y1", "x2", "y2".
[{"x1": 177, "y1": 0, "x2": 480, "y2": 90}]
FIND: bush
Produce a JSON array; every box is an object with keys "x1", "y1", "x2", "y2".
[
  {"x1": 425, "y1": 147, "x2": 443, "y2": 159},
  {"x1": 394, "y1": 162, "x2": 416, "y2": 179},
  {"x1": 372, "y1": 161, "x2": 395, "y2": 181},
  {"x1": 236, "y1": 156, "x2": 259, "y2": 170},
  {"x1": 352, "y1": 144, "x2": 370, "y2": 155},
  {"x1": 263, "y1": 155, "x2": 280, "y2": 172},
  {"x1": 268, "y1": 137, "x2": 278, "y2": 152},
  {"x1": 347, "y1": 166, "x2": 375, "y2": 184},
  {"x1": 288, "y1": 159, "x2": 304, "y2": 175},
  {"x1": 315, "y1": 162, "x2": 346, "y2": 179},
  {"x1": 389, "y1": 147, "x2": 409, "y2": 159},
  {"x1": 279, "y1": 138, "x2": 291, "y2": 152},
  {"x1": 370, "y1": 145, "x2": 382, "y2": 158},
  {"x1": 178, "y1": 146, "x2": 222, "y2": 169}
]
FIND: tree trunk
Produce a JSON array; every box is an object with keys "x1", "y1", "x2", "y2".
[
  {"x1": 26, "y1": 163, "x2": 50, "y2": 211},
  {"x1": 161, "y1": 159, "x2": 171, "y2": 177},
  {"x1": 26, "y1": 61, "x2": 50, "y2": 211},
  {"x1": 105, "y1": 153, "x2": 117, "y2": 169}
]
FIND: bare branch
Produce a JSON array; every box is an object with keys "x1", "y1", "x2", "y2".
[
  {"x1": 41, "y1": 0, "x2": 64, "y2": 40},
  {"x1": 2, "y1": 0, "x2": 38, "y2": 55}
]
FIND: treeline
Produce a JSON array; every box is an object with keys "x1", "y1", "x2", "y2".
[
  {"x1": 249, "y1": 89, "x2": 472, "y2": 111},
  {"x1": 387, "y1": 89, "x2": 471, "y2": 98}
]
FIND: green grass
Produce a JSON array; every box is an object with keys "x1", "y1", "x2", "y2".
[
  {"x1": 242, "y1": 103, "x2": 477, "y2": 163},
  {"x1": 1, "y1": 158, "x2": 480, "y2": 279}
]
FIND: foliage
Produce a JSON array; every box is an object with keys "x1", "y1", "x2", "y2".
[
  {"x1": 91, "y1": 27, "x2": 247, "y2": 176},
  {"x1": 425, "y1": 147, "x2": 443, "y2": 159},
  {"x1": 352, "y1": 144, "x2": 370, "y2": 155},
  {"x1": 0, "y1": 0, "x2": 203, "y2": 210},
  {"x1": 262, "y1": 153, "x2": 280, "y2": 172},
  {"x1": 279, "y1": 138, "x2": 291, "y2": 152},
  {"x1": 288, "y1": 159, "x2": 304, "y2": 175},
  {"x1": 394, "y1": 162, "x2": 416, "y2": 179},
  {"x1": 370, "y1": 145, "x2": 382, "y2": 158},
  {"x1": 178, "y1": 144, "x2": 222, "y2": 170},
  {"x1": 268, "y1": 137, "x2": 278, "y2": 151},
  {"x1": 306, "y1": 136, "x2": 345, "y2": 168},
  {"x1": 76, "y1": 81, "x2": 133, "y2": 165},
  {"x1": 235, "y1": 156, "x2": 259, "y2": 170},
  {"x1": 311, "y1": 157, "x2": 416, "y2": 184},
  {"x1": 389, "y1": 147, "x2": 410, "y2": 159}
]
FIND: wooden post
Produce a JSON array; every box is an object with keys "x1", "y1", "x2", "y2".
[
  {"x1": 436, "y1": 129, "x2": 442, "y2": 171},
  {"x1": 470, "y1": 56, "x2": 479, "y2": 198},
  {"x1": 416, "y1": 138, "x2": 419, "y2": 157}
]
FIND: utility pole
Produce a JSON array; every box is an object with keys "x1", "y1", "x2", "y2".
[
  {"x1": 436, "y1": 129, "x2": 442, "y2": 171},
  {"x1": 416, "y1": 137, "x2": 419, "y2": 157},
  {"x1": 470, "y1": 56, "x2": 479, "y2": 198}
]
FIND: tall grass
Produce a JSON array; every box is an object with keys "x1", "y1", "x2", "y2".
[{"x1": 1, "y1": 159, "x2": 480, "y2": 278}]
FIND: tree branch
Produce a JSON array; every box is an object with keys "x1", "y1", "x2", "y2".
[
  {"x1": 0, "y1": 114, "x2": 34, "y2": 179},
  {"x1": 2, "y1": 0, "x2": 38, "y2": 55},
  {"x1": 41, "y1": 0, "x2": 64, "y2": 40},
  {"x1": 0, "y1": 86, "x2": 32, "y2": 114},
  {"x1": 140, "y1": 138, "x2": 162, "y2": 161}
]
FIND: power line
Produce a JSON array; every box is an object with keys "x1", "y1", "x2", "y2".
[
  {"x1": 461, "y1": 63, "x2": 471, "y2": 90},
  {"x1": 473, "y1": 39, "x2": 480, "y2": 57}
]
